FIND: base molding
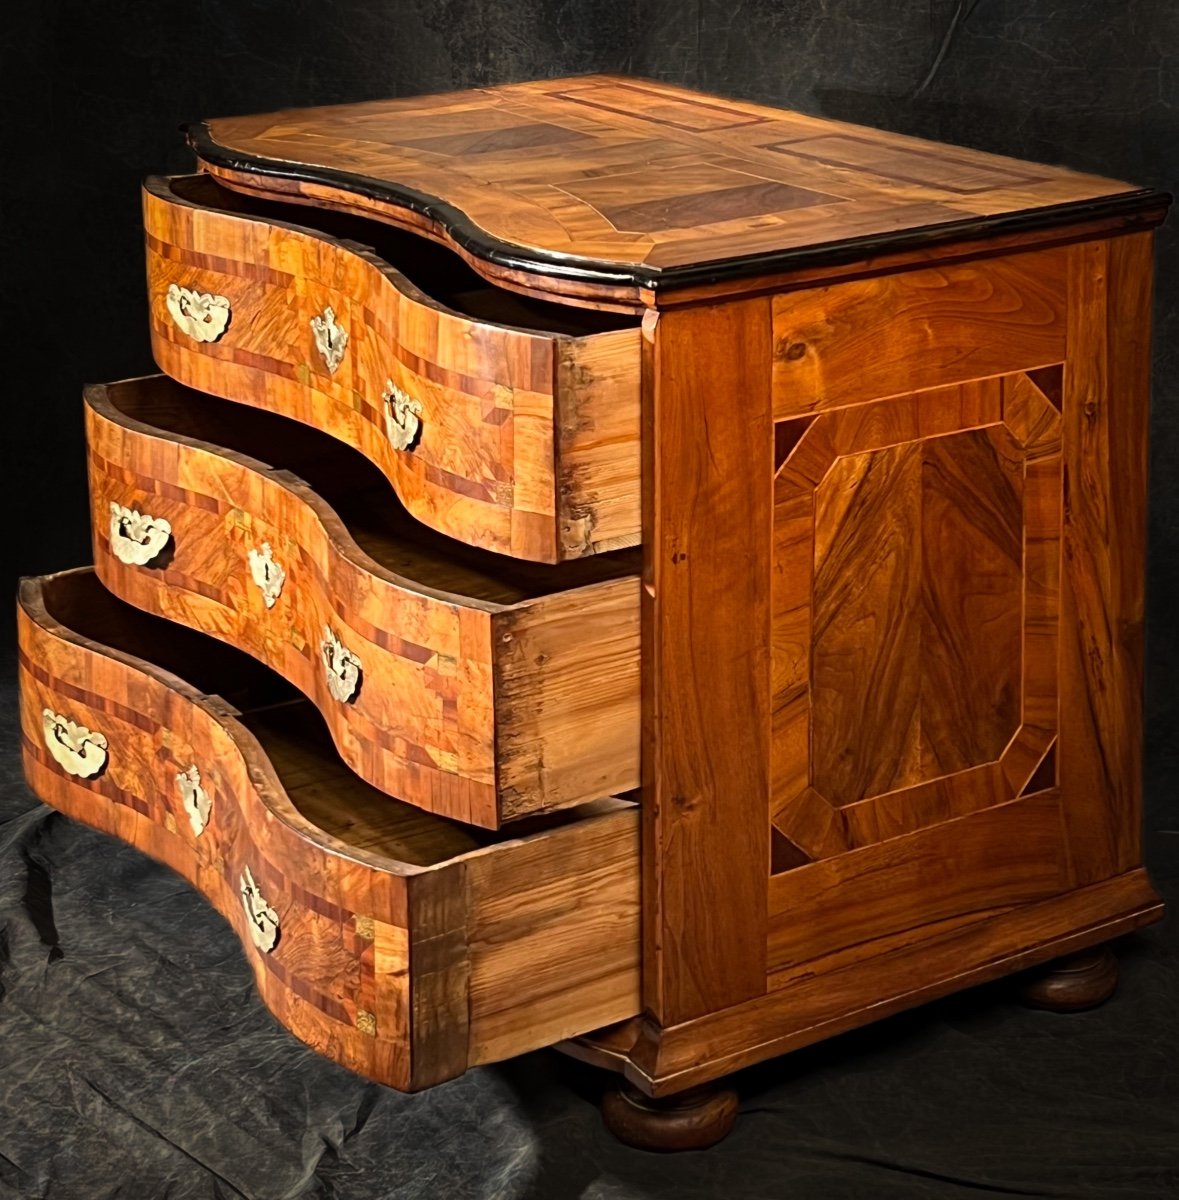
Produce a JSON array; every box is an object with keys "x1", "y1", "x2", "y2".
[{"x1": 562, "y1": 870, "x2": 1161, "y2": 1097}]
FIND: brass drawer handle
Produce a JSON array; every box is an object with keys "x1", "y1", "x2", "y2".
[
  {"x1": 166, "y1": 283, "x2": 231, "y2": 343},
  {"x1": 321, "y1": 625, "x2": 362, "y2": 702},
  {"x1": 240, "y1": 866, "x2": 279, "y2": 953},
  {"x1": 109, "y1": 502, "x2": 172, "y2": 566},
  {"x1": 42, "y1": 709, "x2": 108, "y2": 778},
  {"x1": 383, "y1": 380, "x2": 423, "y2": 451},
  {"x1": 176, "y1": 764, "x2": 211, "y2": 836},
  {"x1": 310, "y1": 305, "x2": 348, "y2": 373},
  {"x1": 248, "y1": 542, "x2": 286, "y2": 608}
]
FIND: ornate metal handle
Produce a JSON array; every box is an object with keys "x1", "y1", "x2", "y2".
[
  {"x1": 321, "y1": 625, "x2": 362, "y2": 702},
  {"x1": 247, "y1": 542, "x2": 285, "y2": 608},
  {"x1": 175, "y1": 764, "x2": 211, "y2": 836},
  {"x1": 42, "y1": 709, "x2": 108, "y2": 778},
  {"x1": 383, "y1": 380, "x2": 423, "y2": 451},
  {"x1": 109, "y1": 502, "x2": 172, "y2": 566},
  {"x1": 310, "y1": 305, "x2": 348, "y2": 374},
  {"x1": 166, "y1": 283, "x2": 231, "y2": 343},
  {"x1": 240, "y1": 866, "x2": 279, "y2": 953}
]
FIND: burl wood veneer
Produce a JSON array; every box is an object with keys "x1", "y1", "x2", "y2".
[
  {"x1": 87, "y1": 375, "x2": 640, "y2": 829},
  {"x1": 17, "y1": 75, "x2": 1170, "y2": 1151},
  {"x1": 18, "y1": 570, "x2": 639, "y2": 1090},
  {"x1": 145, "y1": 174, "x2": 641, "y2": 564}
]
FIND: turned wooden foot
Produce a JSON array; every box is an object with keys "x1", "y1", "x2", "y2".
[
  {"x1": 1018, "y1": 945, "x2": 1118, "y2": 1012},
  {"x1": 601, "y1": 1081, "x2": 738, "y2": 1151}
]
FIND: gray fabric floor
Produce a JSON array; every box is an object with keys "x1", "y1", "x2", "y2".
[{"x1": 2, "y1": 648, "x2": 1177, "y2": 1200}]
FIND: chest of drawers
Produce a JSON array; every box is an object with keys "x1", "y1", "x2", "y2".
[{"x1": 18, "y1": 75, "x2": 1169, "y2": 1151}]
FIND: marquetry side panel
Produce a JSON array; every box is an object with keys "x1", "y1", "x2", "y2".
[
  {"x1": 143, "y1": 178, "x2": 642, "y2": 563},
  {"x1": 624, "y1": 234, "x2": 1160, "y2": 1096},
  {"x1": 85, "y1": 384, "x2": 641, "y2": 829},
  {"x1": 771, "y1": 368, "x2": 1062, "y2": 871}
]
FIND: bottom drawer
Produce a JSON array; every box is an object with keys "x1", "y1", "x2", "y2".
[{"x1": 17, "y1": 568, "x2": 639, "y2": 1091}]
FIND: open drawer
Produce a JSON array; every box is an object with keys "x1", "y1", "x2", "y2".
[
  {"x1": 143, "y1": 173, "x2": 642, "y2": 563},
  {"x1": 87, "y1": 375, "x2": 640, "y2": 829},
  {"x1": 18, "y1": 569, "x2": 639, "y2": 1091}
]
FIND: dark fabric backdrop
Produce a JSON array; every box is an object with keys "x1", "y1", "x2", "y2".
[{"x1": 2, "y1": 4, "x2": 1177, "y2": 1197}]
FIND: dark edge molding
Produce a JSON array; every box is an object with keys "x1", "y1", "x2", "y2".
[{"x1": 188, "y1": 123, "x2": 1171, "y2": 297}]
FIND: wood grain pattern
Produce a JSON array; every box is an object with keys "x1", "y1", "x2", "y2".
[
  {"x1": 1059, "y1": 233, "x2": 1154, "y2": 884},
  {"x1": 766, "y1": 792, "x2": 1071, "y2": 973},
  {"x1": 18, "y1": 570, "x2": 640, "y2": 1090},
  {"x1": 644, "y1": 299, "x2": 772, "y2": 1024},
  {"x1": 771, "y1": 369, "x2": 1061, "y2": 864},
  {"x1": 192, "y1": 76, "x2": 1160, "y2": 306},
  {"x1": 144, "y1": 174, "x2": 642, "y2": 563},
  {"x1": 86, "y1": 376, "x2": 640, "y2": 829},
  {"x1": 771, "y1": 247, "x2": 1068, "y2": 418},
  {"x1": 572, "y1": 868, "x2": 1160, "y2": 1097}
]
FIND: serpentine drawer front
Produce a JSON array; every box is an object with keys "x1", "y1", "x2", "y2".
[
  {"x1": 17, "y1": 569, "x2": 640, "y2": 1091},
  {"x1": 86, "y1": 375, "x2": 640, "y2": 830},
  {"x1": 144, "y1": 175, "x2": 642, "y2": 564}
]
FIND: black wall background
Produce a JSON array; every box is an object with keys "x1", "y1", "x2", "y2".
[{"x1": 3, "y1": 0, "x2": 1176, "y2": 742}]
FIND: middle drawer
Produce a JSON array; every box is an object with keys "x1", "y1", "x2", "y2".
[{"x1": 87, "y1": 375, "x2": 641, "y2": 829}]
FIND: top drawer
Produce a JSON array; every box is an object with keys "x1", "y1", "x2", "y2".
[{"x1": 143, "y1": 174, "x2": 642, "y2": 563}]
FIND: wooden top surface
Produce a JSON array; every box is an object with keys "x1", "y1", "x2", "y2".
[{"x1": 193, "y1": 74, "x2": 1165, "y2": 299}]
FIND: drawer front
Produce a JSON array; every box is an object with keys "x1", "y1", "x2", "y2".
[
  {"x1": 85, "y1": 379, "x2": 641, "y2": 829},
  {"x1": 18, "y1": 571, "x2": 640, "y2": 1091},
  {"x1": 143, "y1": 176, "x2": 641, "y2": 563}
]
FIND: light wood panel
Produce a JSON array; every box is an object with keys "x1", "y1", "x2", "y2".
[
  {"x1": 18, "y1": 569, "x2": 640, "y2": 1091},
  {"x1": 144, "y1": 174, "x2": 642, "y2": 563},
  {"x1": 86, "y1": 376, "x2": 640, "y2": 829}
]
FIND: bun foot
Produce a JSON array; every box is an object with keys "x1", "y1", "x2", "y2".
[
  {"x1": 601, "y1": 1081, "x2": 738, "y2": 1152},
  {"x1": 1018, "y1": 945, "x2": 1118, "y2": 1012}
]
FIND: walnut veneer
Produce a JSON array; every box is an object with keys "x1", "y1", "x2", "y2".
[
  {"x1": 17, "y1": 75, "x2": 1169, "y2": 1151},
  {"x1": 87, "y1": 376, "x2": 639, "y2": 828}
]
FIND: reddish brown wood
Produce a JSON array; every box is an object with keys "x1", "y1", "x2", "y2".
[
  {"x1": 1017, "y1": 945, "x2": 1119, "y2": 1012},
  {"x1": 643, "y1": 299, "x2": 772, "y2": 1023},
  {"x1": 1058, "y1": 233, "x2": 1155, "y2": 885},
  {"x1": 601, "y1": 1081, "x2": 738, "y2": 1152}
]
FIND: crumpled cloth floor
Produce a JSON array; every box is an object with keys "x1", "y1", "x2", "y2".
[{"x1": 2, "y1": 652, "x2": 1177, "y2": 1200}]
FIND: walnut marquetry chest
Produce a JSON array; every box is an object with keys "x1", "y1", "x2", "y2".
[{"x1": 18, "y1": 76, "x2": 1169, "y2": 1151}]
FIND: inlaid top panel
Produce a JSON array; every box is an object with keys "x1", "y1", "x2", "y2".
[{"x1": 193, "y1": 74, "x2": 1164, "y2": 301}]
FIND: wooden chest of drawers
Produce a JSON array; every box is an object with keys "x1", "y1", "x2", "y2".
[{"x1": 18, "y1": 75, "x2": 1169, "y2": 1150}]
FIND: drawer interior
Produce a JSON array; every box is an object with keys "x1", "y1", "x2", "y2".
[
  {"x1": 165, "y1": 174, "x2": 636, "y2": 338},
  {"x1": 39, "y1": 570, "x2": 627, "y2": 865},
  {"x1": 103, "y1": 376, "x2": 640, "y2": 604}
]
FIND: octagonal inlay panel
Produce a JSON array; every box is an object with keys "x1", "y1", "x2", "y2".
[{"x1": 811, "y1": 426, "x2": 1024, "y2": 805}]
